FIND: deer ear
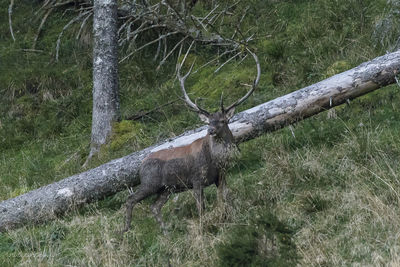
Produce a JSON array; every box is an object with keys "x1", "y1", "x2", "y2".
[
  {"x1": 225, "y1": 107, "x2": 235, "y2": 120},
  {"x1": 198, "y1": 113, "x2": 210, "y2": 123}
]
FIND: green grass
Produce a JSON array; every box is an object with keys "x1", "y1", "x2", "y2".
[{"x1": 2, "y1": 0, "x2": 400, "y2": 265}]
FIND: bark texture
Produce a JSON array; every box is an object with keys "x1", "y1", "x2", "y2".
[
  {"x1": 88, "y1": 0, "x2": 120, "y2": 160},
  {"x1": 1, "y1": 51, "x2": 400, "y2": 232}
]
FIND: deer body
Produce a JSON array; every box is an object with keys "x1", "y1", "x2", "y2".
[
  {"x1": 142, "y1": 134, "x2": 232, "y2": 192},
  {"x1": 122, "y1": 48, "x2": 260, "y2": 234},
  {"x1": 143, "y1": 114, "x2": 237, "y2": 188}
]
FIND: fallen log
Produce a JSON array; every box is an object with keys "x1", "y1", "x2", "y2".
[{"x1": 1, "y1": 50, "x2": 400, "y2": 232}]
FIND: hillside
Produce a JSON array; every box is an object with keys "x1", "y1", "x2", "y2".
[{"x1": 1, "y1": 0, "x2": 400, "y2": 265}]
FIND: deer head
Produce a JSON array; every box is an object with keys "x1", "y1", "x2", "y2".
[{"x1": 177, "y1": 48, "x2": 261, "y2": 139}]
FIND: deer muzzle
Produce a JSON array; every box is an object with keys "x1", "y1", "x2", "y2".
[{"x1": 208, "y1": 127, "x2": 217, "y2": 136}]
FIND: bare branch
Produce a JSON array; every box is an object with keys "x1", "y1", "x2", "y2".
[
  {"x1": 202, "y1": 4, "x2": 220, "y2": 23},
  {"x1": 115, "y1": 0, "x2": 244, "y2": 63},
  {"x1": 33, "y1": 7, "x2": 53, "y2": 49},
  {"x1": 214, "y1": 51, "x2": 242, "y2": 73},
  {"x1": 40, "y1": 0, "x2": 254, "y2": 73},
  {"x1": 8, "y1": 0, "x2": 15, "y2": 42},
  {"x1": 157, "y1": 35, "x2": 189, "y2": 70},
  {"x1": 76, "y1": 12, "x2": 92, "y2": 40},
  {"x1": 126, "y1": 98, "x2": 180, "y2": 121},
  {"x1": 191, "y1": 15, "x2": 209, "y2": 32},
  {"x1": 236, "y1": 53, "x2": 248, "y2": 65},
  {"x1": 161, "y1": 0, "x2": 185, "y2": 24},
  {"x1": 192, "y1": 48, "x2": 236, "y2": 74},
  {"x1": 45, "y1": 0, "x2": 74, "y2": 9},
  {"x1": 162, "y1": 36, "x2": 167, "y2": 60},
  {"x1": 34, "y1": 0, "x2": 53, "y2": 16},
  {"x1": 55, "y1": 10, "x2": 90, "y2": 61},
  {"x1": 231, "y1": 6, "x2": 249, "y2": 40},
  {"x1": 153, "y1": 35, "x2": 162, "y2": 61},
  {"x1": 131, "y1": 24, "x2": 168, "y2": 36},
  {"x1": 21, "y1": 49, "x2": 44, "y2": 53},
  {"x1": 118, "y1": 17, "x2": 132, "y2": 36},
  {"x1": 119, "y1": 31, "x2": 179, "y2": 63}
]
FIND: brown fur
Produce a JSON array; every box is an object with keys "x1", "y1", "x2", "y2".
[{"x1": 146, "y1": 137, "x2": 205, "y2": 161}]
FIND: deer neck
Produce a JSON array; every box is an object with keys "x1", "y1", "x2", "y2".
[{"x1": 206, "y1": 128, "x2": 237, "y2": 167}]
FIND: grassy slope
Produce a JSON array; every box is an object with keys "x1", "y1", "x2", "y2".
[{"x1": 1, "y1": 0, "x2": 400, "y2": 265}]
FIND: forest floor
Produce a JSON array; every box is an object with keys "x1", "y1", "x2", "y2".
[{"x1": 1, "y1": 0, "x2": 400, "y2": 265}]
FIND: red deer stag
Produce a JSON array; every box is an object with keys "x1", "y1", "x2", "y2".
[{"x1": 123, "y1": 49, "x2": 261, "y2": 234}]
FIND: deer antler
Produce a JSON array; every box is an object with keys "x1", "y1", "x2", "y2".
[
  {"x1": 220, "y1": 92, "x2": 225, "y2": 113},
  {"x1": 224, "y1": 48, "x2": 261, "y2": 112},
  {"x1": 177, "y1": 50, "x2": 210, "y2": 115}
]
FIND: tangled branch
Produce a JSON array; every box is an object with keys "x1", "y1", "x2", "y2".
[
  {"x1": 35, "y1": 0, "x2": 255, "y2": 68},
  {"x1": 116, "y1": 0, "x2": 253, "y2": 70}
]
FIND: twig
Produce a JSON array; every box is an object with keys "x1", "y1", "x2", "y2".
[
  {"x1": 157, "y1": 35, "x2": 188, "y2": 70},
  {"x1": 8, "y1": 0, "x2": 15, "y2": 42},
  {"x1": 126, "y1": 21, "x2": 134, "y2": 41},
  {"x1": 192, "y1": 49, "x2": 236, "y2": 74},
  {"x1": 76, "y1": 12, "x2": 92, "y2": 40},
  {"x1": 231, "y1": 6, "x2": 248, "y2": 40},
  {"x1": 161, "y1": 0, "x2": 185, "y2": 24},
  {"x1": 214, "y1": 51, "x2": 242, "y2": 73},
  {"x1": 119, "y1": 20, "x2": 146, "y2": 46},
  {"x1": 237, "y1": 53, "x2": 248, "y2": 65},
  {"x1": 118, "y1": 17, "x2": 132, "y2": 36},
  {"x1": 162, "y1": 36, "x2": 167, "y2": 61},
  {"x1": 56, "y1": 11, "x2": 90, "y2": 61},
  {"x1": 33, "y1": 7, "x2": 53, "y2": 49},
  {"x1": 153, "y1": 34, "x2": 162, "y2": 61},
  {"x1": 21, "y1": 49, "x2": 44, "y2": 53},
  {"x1": 44, "y1": 0, "x2": 74, "y2": 9},
  {"x1": 119, "y1": 31, "x2": 179, "y2": 63},
  {"x1": 188, "y1": 5, "x2": 219, "y2": 32},
  {"x1": 126, "y1": 99, "x2": 180, "y2": 120},
  {"x1": 191, "y1": 15, "x2": 208, "y2": 32},
  {"x1": 34, "y1": 0, "x2": 52, "y2": 16},
  {"x1": 131, "y1": 24, "x2": 168, "y2": 37},
  {"x1": 180, "y1": 40, "x2": 195, "y2": 67},
  {"x1": 201, "y1": 4, "x2": 220, "y2": 23}
]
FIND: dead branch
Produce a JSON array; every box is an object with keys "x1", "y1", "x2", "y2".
[
  {"x1": 40, "y1": 0, "x2": 251, "y2": 66},
  {"x1": 8, "y1": 0, "x2": 15, "y2": 42},
  {"x1": 56, "y1": 10, "x2": 91, "y2": 61},
  {"x1": 76, "y1": 12, "x2": 92, "y2": 40},
  {"x1": 33, "y1": 7, "x2": 53, "y2": 49},
  {"x1": 21, "y1": 49, "x2": 44, "y2": 53},
  {"x1": 157, "y1": 35, "x2": 189, "y2": 70},
  {"x1": 125, "y1": 99, "x2": 180, "y2": 121},
  {"x1": 119, "y1": 31, "x2": 179, "y2": 63}
]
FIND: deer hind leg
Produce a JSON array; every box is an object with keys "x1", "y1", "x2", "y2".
[
  {"x1": 123, "y1": 185, "x2": 157, "y2": 233},
  {"x1": 150, "y1": 190, "x2": 170, "y2": 235}
]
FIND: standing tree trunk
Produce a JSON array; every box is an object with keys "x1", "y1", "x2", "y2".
[{"x1": 86, "y1": 0, "x2": 120, "y2": 164}]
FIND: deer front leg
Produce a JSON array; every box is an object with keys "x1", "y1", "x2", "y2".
[
  {"x1": 150, "y1": 191, "x2": 170, "y2": 235},
  {"x1": 193, "y1": 182, "x2": 205, "y2": 216},
  {"x1": 217, "y1": 172, "x2": 229, "y2": 204}
]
